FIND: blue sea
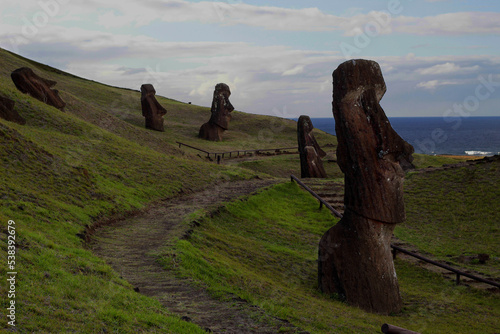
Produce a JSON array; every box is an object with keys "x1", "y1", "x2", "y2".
[{"x1": 307, "y1": 117, "x2": 500, "y2": 156}]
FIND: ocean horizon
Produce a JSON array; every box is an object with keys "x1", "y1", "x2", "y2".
[{"x1": 295, "y1": 116, "x2": 500, "y2": 156}]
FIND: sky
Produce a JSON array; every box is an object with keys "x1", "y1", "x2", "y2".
[{"x1": 1, "y1": 0, "x2": 500, "y2": 119}]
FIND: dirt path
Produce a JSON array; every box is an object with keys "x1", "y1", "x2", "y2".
[{"x1": 91, "y1": 179, "x2": 304, "y2": 334}]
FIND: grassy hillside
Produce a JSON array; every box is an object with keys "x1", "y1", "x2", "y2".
[
  {"x1": 399, "y1": 161, "x2": 500, "y2": 278},
  {"x1": 168, "y1": 182, "x2": 499, "y2": 333},
  {"x1": 1, "y1": 47, "x2": 497, "y2": 333},
  {"x1": 0, "y1": 47, "x2": 295, "y2": 332}
]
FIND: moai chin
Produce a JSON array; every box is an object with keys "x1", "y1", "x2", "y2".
[
  {"x1": 199, "y1": 83, "x2": 234, "y2": 141},
  {"x1": 141, "y1": 84, "x2": 167, "y2": 132},
  {"x1": 318, "y1": 59, "x2": 414, "y2": 314},
  {"x1": 297, "y1": 115, "x2": 327, "y2": 178}
]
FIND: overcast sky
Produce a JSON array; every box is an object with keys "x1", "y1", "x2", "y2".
[{"x1": 1, "y1": 0, "x2": 500, "y2": 118}]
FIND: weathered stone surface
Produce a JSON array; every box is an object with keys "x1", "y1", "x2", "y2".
[
  {"x1": 297, "y1": 115, "x2": 327, "y2": 178},
  {"x1": 11, "y1": 67, "x2": 66, "y2": 110},
  {"x1": 0, "y1": 95, "x2": 25, "y2": 125},
  {"x1": 141, "y1": 84, "x2": 167, "y2": 132},
  {"x1": 199, "y1": 83, "x2": 234, "y2": 141},
  {"x1": 318, "y1": 59, "x2": 414, "y2": 314},
  {"x1": 332, "y1": 59, "x2": 414, "y2": 223}
]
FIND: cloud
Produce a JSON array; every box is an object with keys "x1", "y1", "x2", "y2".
[
  {"x1": 88, "y1": 2, "x2": 500, "y2": 36},
  {"x1": 417, "y1": 62, "x2": 480, "y2": 76},
  {"x1": 4, "y1": 1, "x2": 500, "y2": 39},
  {"x1": 7, "y1": 25, "x2": 338, "y2": 113},
  {"x1": 416, "y1": 79, "x2": 461, "y2": 90},
  {"x1": 282, "y1": 65, "x2": 305, "y2": 76},
  {"x1": 2, "y1": 1, "x2": 500, "y2": 117},
  {"x1": 393, "y1": 12, "x2": 500, "y2": 35}
]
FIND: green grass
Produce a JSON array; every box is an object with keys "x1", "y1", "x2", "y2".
[
  {"x1": 0, "y1": 48, "x2": 255, "y2": 333},
  {"x1": 1, "y1": 46, "x2": 497, "y2": 333},
  {"x1": 226, "y1": 150, "x2": 343, "y2": 179},
  {"x1": 411, "y1": 153, "x2": 476, "y2": 169},
  {"x1": 398, "y1": 162, "x2": 500, "y2": 277},
  {"x1": 168, "y1": 182, "x2": 500, "y2": 334}
]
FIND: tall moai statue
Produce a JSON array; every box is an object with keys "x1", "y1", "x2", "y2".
[
  {"x1": 318, "y1": 59, "x2": 414, "y2": 314},
  {"x1": 199, "y1": 83, "x2": 234, "y2": 141},
  {"x1": 297, "y1": 115, "x2": 327, "y2": 178},
  {"x1": 141, "y1": 84, "x2": 167, "y2": 132}
]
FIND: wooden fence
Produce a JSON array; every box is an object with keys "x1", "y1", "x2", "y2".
[
  {"x1": 290, "y1": 174, "x2": 500, "y2": 289},
  {"x1": 176, "y1": 141, "x2": 298, "y2": 163}
]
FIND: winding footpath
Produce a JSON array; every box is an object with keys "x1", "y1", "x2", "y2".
[{"x1": 91, "y1": 179, "x2": 304, "y2": 334}]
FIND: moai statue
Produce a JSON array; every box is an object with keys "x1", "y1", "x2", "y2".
[
  {"x1": 0, "y1": 95, "x2": 25, "y2": 125},
  {"x1": 141, "y1": 84, "x2": 167, "y2": 132},
  {"x1": 199, "y1": 83, "x2": 234, "y2": 141},
  {"x1": 318, "y1": 59, "x2": 414, "y2": 314},
  {"x1": 297, "y1": 115, "x2": 327, "y2": 178},
  {"x1": 11, "y1": 67, "x2": 66, "y2": 110}
]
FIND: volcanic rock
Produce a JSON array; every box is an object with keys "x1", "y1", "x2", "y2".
[
  {"x1": 11, "y1": 67, "x2": 66, "y2": 110},
  {"x1": 297, "y1": 115, "x2": 326, "y2": 178},
  {"x1": 199, "y1": 83, "x2": 234, "y2": 141},
  {"x1": 318, "y1": 59, "x2": 414, "y2": 314},
  {"x1": 141, "y1": 84, "x2": 167, "y2": 132},
  {"x1": 0, "y1": 95, "x2": 25, "y2": 125}
]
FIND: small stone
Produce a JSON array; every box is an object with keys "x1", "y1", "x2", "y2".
[{"x1": 478, "y1": 253, "x2": 489, "y2": 264}]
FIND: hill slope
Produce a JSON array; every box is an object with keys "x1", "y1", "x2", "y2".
[
  {"x1": 1, "y1": 48, "x2": 498, "y2": 333},
  {"x1": 0, "y1": 47, "x2": 311, "y2": 332}
]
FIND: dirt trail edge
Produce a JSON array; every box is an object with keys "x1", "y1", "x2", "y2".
[{"x1": 91, "y1": 179, "x2": 306, "y2": 334}]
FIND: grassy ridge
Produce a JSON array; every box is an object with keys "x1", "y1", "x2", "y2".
[
  {"x1": 169, "y1": 182, "x2": 500, "y2": 333},
  {"x1": 0, "y1": 48, "x2": 259, "y2": 332},
  {"x1": 1, "y1": 46, "x2": 497, "y2": 333}
]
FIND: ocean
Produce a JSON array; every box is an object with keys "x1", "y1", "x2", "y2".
[{"x1": 307, "y1": 117, "x2": 500, "y2": 156}]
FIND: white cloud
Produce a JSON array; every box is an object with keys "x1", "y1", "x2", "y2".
[
  {"x1": 3, "y1": 1, "x2": 500, "y2": 39},
  {"x1": 2, "y1": 1, "x2": 500, "y2": 117},
  {"x1": 394, "y1": 12, "x2": 500, "y2": 35},
  {"x1": 282, "y1": 65, "x2": 305, "y2": 76},
  {"x1": 87, "y1": 2, "x2": 500, "y2": 36},
  {"x1": 416, "y1": 79, "x2": 461, "y2": 90},
  {"x1": 417, "y1": 62, "x2": 480, "y2": 76}
]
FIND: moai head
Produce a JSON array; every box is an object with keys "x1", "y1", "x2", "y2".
[
  {"x1": 209, "y1": 83, "x2": 234, "y2": 130},
  {"x1": 297, "y1": 115, "x2": 327, "y2": 178},
  {"x1": 140, "y1": 83, "x2": 167, "y2": 132},
  {"x1": 332, "y1": 59, "x2": 414, "y2": 223},
  {"x1": 11, "y1": 67, "x2": 66, "y2": 110},
  {"x1": 0, "y1": 95, "x2": 25, "y2": 125}
]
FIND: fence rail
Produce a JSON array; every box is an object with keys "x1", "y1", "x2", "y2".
[
  {"x1": 391, "y1": 245, "x2": 500, "y2": 288},
  {"x1": 290, "y1": 175, "x2": 342, "y2": 218},
  {"x1": 290, "y1": 174, "x2": 500, "y2": 289},
  {"x1": 381, "y1": 323, "x2": 420, "y2": 334},
  {"x1": 176, "y1": 141, "x2": 298, "y2": 163}
]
